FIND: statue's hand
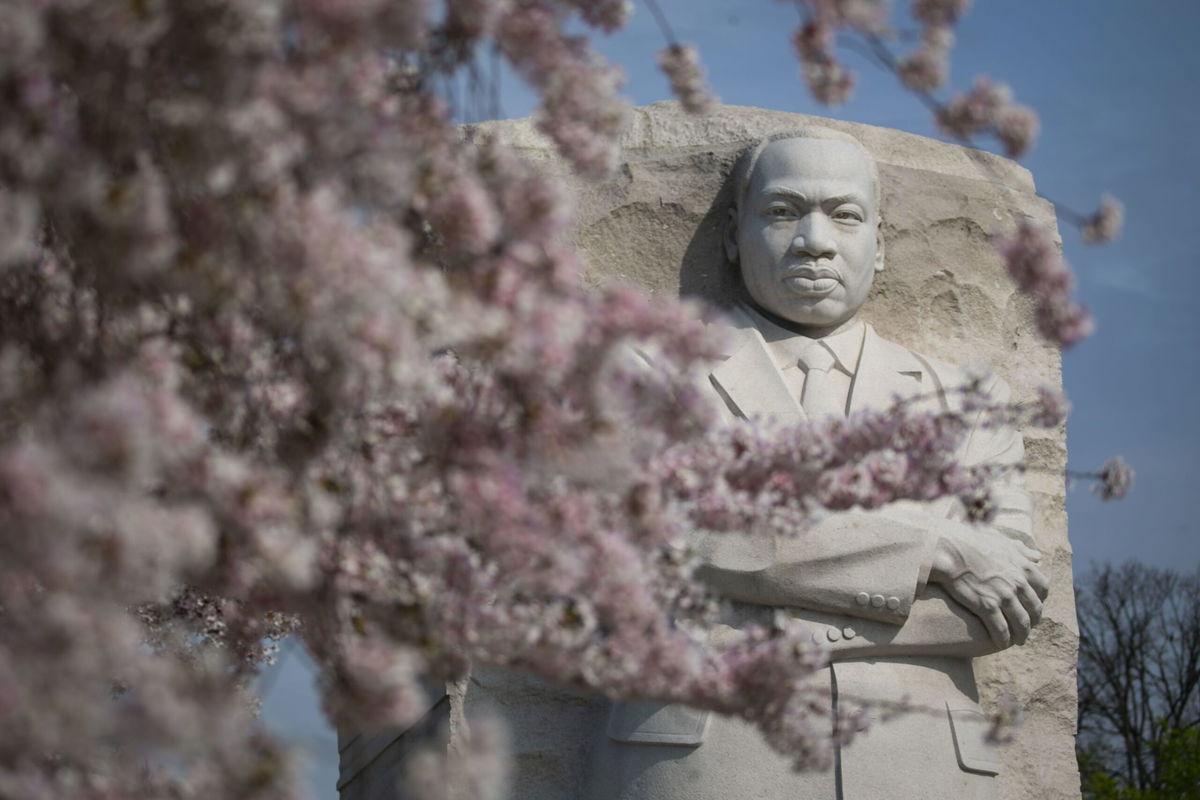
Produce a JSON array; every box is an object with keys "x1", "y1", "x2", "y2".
[{"x1": 927, "y1": 527, "x2": 1048, "y2": 648}]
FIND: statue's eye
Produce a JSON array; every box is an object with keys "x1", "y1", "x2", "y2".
[
  {"x1": 833, "y1": 208, "x2": 863, "y2": 223},
  {"x1": 766, "y1": 206, "x2": 793, "y2": 218}
]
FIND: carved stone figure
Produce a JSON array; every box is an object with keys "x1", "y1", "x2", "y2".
[
  {"x1": 338, "y1": 105, "x2": 1081, "y2": 800},
  {"x1": 582, "y1": 128, "x2": 1048, "y2": 800}
]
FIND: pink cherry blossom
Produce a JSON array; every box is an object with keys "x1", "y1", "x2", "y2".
[
  {"x1": 1095, "y1": 457, "x2": 1134, "y2": 501},
  {"x1": 991, "y1": 221, "x2": 1094, "y2": 347},
  {"x1": 897, "y1": 26, "x2": 953, "y2": 91},
  {"x1": 1081, "y1": 194, "x2": 1125, "y2": 244},
  {"x1": 792, "y1": 19, "x2": 857, "y2": 106},
  {"x1": 992, "y1": 102, "x2": 1040, "y2": 158},
  {"x1": 805, "y1": 60, "x2": 857, "y2": 105},
  {"x1": 1028, "y1": 386, "x2": 1070, "y2": 428},
  {"x1": 911, "y1": 0, "x2": 972, "y2": 26},
  {"x1": 658, "y1": 44, "x2": 718, "y2": 115},
  {"x1": 0, "y1": 2, "x2": 1121, "y2": 798}
]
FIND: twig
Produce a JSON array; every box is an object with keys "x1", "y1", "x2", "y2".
[{"x1": 642, "y1": 0, "x2": 679, "y2": 46}]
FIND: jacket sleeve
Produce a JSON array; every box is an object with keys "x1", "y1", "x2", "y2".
[
  {"x1": 692, "y1": 373, "x2": 1036, "y2": 630},
  {"x1": 954, "y1": 372, "x2": 1035, "y2": 546},
  {"x1": 691, "y1": 509, "x2": 941, "y2": 626},
  {"x1": 789, "y1": 586, "x2": 1005, "y2": 660}
]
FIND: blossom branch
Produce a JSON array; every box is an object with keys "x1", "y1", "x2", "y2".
[
  {"x1": 1067, "y1": 457, "x2": 1135, "y2": 501},
  {"x1": 643, "y1": 0, "x2": 719, "y2": 114}
]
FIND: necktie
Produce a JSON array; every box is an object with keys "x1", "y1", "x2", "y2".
[{"x1": 798, "y1": 342, "x2": 844, "y2": 418}]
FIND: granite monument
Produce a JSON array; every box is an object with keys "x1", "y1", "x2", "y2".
[{"x1": 337, "y1": 104, "x2": 1080, "y2": 800}]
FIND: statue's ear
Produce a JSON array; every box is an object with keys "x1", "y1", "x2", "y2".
[
  {"x1": 874, "y1": 216, "x2": 886, "y2": 273},
  {"x1": 724, "y1": 206, "x2": 740, "y2": 264}
]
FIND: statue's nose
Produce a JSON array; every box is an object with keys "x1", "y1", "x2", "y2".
[{"x1": 790, "y1": 213, "x2": 837, "y2": 259}]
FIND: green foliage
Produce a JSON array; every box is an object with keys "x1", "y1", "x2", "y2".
[
  {"x1": 1076, "y1": 562, "x2": 1200, "y2": 800},
  {"x1": 1079, "y1": 724, "x2": 1200, "y2": 800}
]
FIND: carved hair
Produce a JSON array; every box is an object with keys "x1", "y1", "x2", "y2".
[{"x1": 731, "y1": 126, "x2": 882, "y2": 215}]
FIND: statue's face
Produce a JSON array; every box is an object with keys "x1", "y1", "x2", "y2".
[{"x1": 731, "y1": 138, "x2": 884, "y2": 332}]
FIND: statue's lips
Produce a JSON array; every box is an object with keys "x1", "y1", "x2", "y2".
[{"x1": 782, "y1": 271, "x2": 840, "y2": 297}]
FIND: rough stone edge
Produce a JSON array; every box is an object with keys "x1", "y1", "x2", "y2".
[{"x1": 466, "y1": 101, "x2": 1035, "y2": 191}]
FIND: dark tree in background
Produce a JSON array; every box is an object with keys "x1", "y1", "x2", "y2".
[{"x1": 1076, "y1": 562, "x2": 1200, "y2": 799}]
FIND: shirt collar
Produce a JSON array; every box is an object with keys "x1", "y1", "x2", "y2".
[{"x1": 738, "y1": 303, "x2": 866, "y2": 376}]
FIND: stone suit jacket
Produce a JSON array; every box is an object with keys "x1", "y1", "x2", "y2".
[{"x1": 583, "y1": 311, "x2": 1034, "y2": 800}]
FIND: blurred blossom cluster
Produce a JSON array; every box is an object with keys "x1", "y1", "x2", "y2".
[
  {"x1": 992, "y1": 222, "x2": 1095, "y2": 348},
  {"x1": 1080, "y1": 195, "x2": 1125, "y2": 245},
  {"x1": 896, "y1": 0, "x2": 970, "y2": 92},
  {"x1": 787, "y1": 2, "x2": 1040, "y2": 159},
  {"x1": 790, "y1": 0, "x2": 887, "y2": 104},
  {"x1": 0, "y1": 2, "x2": 1101, "y2": 799},
  {"x1": 935, "y1": 77, "x2": 1040, "y2": 159},
  {"x1": 1095, "y1": 457, "x2": 1134, "y2": 501},
  {"x1": 658, "y1": 44, "x2": 718, "y2": 115}
]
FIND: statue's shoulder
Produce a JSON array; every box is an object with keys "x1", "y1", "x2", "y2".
[
  {"x1": 868, "y1": 329, "x2": 1012, "y2": 404},
  {"x1": 701, "y1": 304, "x2": 765, "y2": 361}
]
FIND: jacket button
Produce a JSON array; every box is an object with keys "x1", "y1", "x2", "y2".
[
  {"x1": 826, "y1": 627, "x2": 842, "y2": 642},
  {"x1": 856, "y1": 592, "x2": 871, "y2": 606},
  {"x1": 886, "y1": 596, "x2": 901, "y2": 611},
  {"x1": 842, "y1": 626, "x2": 856, "y2": 640},
  {"x1": 870, "y1": 594, "x2": 885, "y2": 608}
]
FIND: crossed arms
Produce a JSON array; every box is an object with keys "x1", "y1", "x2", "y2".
[
  {"x1": 693, "y1": 506, "x2": 1048, "y2": 660},
  {"x1": 691, "y1": 398, "x2": 1048, "y2": 659}
]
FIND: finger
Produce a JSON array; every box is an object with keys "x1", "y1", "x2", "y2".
[
  {"x1": 946, "y1": 582, "x2": 1010, "y2": 649},
  {"x1": 971, "y1": 593, "x2": 1011, "y2": 649},
  {"x1": 1014, "y1": 542, "x2": 1041, "y2": 562},
  {"x1": 1001, "y1": 593, "x2": 1032, "y2": 645},
  {"x1": 983, "y1": 606, "x2": 1010, "y2": 648},
  {"x1": 1026, "y1": 565, "x2": 1050, "y2": 600},
  {"x1": 1016, "y1": 582, "x2": 1044, "y2": 625}
]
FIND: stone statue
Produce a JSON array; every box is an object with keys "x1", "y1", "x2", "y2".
[
  {"x1": 582, "y1": 127, "x2": 1049, "y2": 800},
  {"x1": 339, "y1": 105, "x2": 1081, "y2": 800}
]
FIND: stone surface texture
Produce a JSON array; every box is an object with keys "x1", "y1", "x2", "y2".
[{"x1": 338, "y1": 102, "x2": 1079, "y2": 800}]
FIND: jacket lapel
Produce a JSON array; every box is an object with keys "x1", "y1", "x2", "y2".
[
  {"x1": 708, "y1": 318, "x2": 935, "y2": 422},
  {"x1": 709, "y1": 316, "x2": 806, "y2": 424},
  {"x1": 847, "y1": 325, "x2": 930, "y2": 415}
]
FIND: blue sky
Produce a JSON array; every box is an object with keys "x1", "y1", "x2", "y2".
[{"x1": 263, "y1": 2, "x2": 1200, "y2": 795}]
